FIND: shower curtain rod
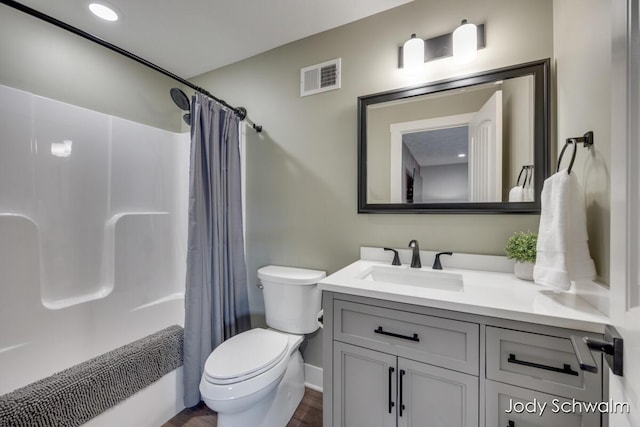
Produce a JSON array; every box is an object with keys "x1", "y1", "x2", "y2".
[{"x1": 0, "y1": 0, "x2": 263, "y2": 133}]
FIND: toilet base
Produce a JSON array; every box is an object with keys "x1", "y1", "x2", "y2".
[{"x1": 216, "y1": 350, "x2": 305, "y2": 427}]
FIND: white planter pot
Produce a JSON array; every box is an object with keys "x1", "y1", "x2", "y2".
[{"x1": 514, "y1": 261, "x2": 534, "y2": 281}]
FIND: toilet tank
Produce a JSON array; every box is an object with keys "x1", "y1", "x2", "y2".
[{"x1": 257, "y1": 265, "x2": 326, "y2": 334}]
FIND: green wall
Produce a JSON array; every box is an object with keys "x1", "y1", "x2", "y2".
[
  {"x1": 553, "y1": 0, "x2": 611, "y2": 287},
  {"x1": 193, "y1": 0, "x2": 554, "y2": 368}
]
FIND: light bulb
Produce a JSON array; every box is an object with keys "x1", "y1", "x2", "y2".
[
  {"x1": 452, "y1": 20, "x2": 477, "y2": 64},
  {"x1": 89, "y1": 3, "x2": 119, "y2": 21},
  {"x1": 403, "y1": 34, "x2": 425, "y2": 69}
]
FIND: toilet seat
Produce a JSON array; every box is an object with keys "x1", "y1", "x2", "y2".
[{"x1": 203, "y1": 328, "x2": 289, "y2": 385}]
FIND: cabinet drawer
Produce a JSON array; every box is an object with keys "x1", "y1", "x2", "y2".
[
  {"x1": 334, "y1": 300, "x2": 479, "y2": 375},
  {"x1": 486, "y1": 380, "x2": 600, "y2": 427},
  {"x1": 486, "y1": 327, "x2": 601, "y2": 402}
]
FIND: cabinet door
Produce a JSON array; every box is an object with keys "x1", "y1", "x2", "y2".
[
  {"x1": 485, "y1": 380, "x2": 600, "y2": 427},
  {"x1": 397, "y1": 358, "x2": 479, "y2": 427},
  {"x1": 333, "y1": 341, "x2": 397, "y2": 427}
]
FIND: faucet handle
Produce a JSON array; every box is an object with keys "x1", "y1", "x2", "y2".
[
  {"x1": 383, "y1": 248, "x2": 401, "y2": 266},
  {"x1": 433, "y1": 252, "x2": 453, "y2": 270}
]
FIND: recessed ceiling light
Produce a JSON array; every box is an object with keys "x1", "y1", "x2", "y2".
[
  {"x1": 51, "y1": 140, "x2": 73, "y2": 158},
  {"x1": 89, "y1": 3, "x2": 118, "y2": 21}
]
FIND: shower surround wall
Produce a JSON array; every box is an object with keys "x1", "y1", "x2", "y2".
[{"x1": 0, "y1": 84, "x2": 190, "y2": 425}]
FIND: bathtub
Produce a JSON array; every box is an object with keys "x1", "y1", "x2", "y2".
[{"x1": 0, "y1": 84, "x2": 190, "y2": 425}]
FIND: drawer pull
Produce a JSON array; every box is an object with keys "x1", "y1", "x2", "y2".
[
  {"x1": 507, "y1": 353, "x2": 578, "y2": 376},
  {"x1": 375, "y1": 326, "x2": 420, "y2": 342},
  {"x1": 399, "y1": 369, "x2": 406, "y2": 417},
  {"x1": 388, "y1": 367, "x2": 395, "y2": 413}
]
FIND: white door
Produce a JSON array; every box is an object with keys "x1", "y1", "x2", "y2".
[
  {"x1": 468, "y1": 90, "x2": 503, "y2": 202},
  {"x1": 609, "y1": 1, "x2": 640, "y2": 426}
]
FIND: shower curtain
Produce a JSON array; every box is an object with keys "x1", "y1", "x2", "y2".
[{"x1": 183, "y1": 93, "x2": 251, "y2": 407}]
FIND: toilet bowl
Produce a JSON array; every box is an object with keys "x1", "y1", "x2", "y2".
[{"x1": 199, "y1": 265, "x2": 325, "y2": 427}]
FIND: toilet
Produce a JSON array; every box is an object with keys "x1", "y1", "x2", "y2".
[{"x1": 199, "y1": 265, "x2": 325, "y2": 427}]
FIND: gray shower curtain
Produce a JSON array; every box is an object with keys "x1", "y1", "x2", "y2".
[{"x1": 183, "y1": 93, "x2": 251, "y2": 407}]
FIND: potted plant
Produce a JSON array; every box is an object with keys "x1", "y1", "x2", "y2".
[{"x1": 504, "y1": 231, "x2": 537, "y2": 280}]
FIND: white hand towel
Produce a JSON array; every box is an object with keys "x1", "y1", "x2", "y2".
[
  {"x1": 524, "y1": 186, "x2": 534, "y2": 202},
  {"x1": 508, "y1": 186, "x2": 524, "y2": 202},
  {"x1": 533, "y1": 171, "x2": 596, "y2": 292}
]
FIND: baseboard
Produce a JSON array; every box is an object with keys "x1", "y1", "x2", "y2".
[{"x1": 304, "y1": 363, "x2": 323, "y2": 392}]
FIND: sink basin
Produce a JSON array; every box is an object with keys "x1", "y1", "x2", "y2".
[{"x1": 359, "y1": 265, "x2": 463, "y2": 291}]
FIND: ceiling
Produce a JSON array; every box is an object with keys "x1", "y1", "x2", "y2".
[
  {"x1": 403, "y1": 126, "x2": 469, "y2": 167},
  {"x1": 12, "y1": 0, "x2": 414, "y2": 78}
]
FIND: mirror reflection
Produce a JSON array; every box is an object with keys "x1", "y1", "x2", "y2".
[
  {"x1": 358, "y1": 60, "x2": 549, "y2": 213},
  {"x1": 401, "y1": 125, "x2": 471, "y2": 203}
]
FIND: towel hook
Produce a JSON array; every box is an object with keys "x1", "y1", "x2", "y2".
[
  {"x1": 556, "y1": 131, "x2": 594, "y2": 174},
  {"x1": 516, "y1": 166, "x2": 526, "y2": 187},
  {"x1": 516, "y1": 165, "x2": 534, "y2": 188},
  {"x1": 525, "y1": 165, "x2": 534, "y2": 188}
]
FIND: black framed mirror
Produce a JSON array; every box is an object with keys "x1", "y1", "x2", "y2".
[{"x1": 358, "y1": 59, "x2": 550, "y2": 214}]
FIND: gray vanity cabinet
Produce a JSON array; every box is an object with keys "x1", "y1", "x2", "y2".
[
  {"x1": 328, "y1": 297, "x2": 480, "y2": 427},
  {"x1": 333, "y1": 342, "x2": 478, "y2": 427},
  {"x1": 322, "y1": 292, "x2": 605, "y2": 427}
]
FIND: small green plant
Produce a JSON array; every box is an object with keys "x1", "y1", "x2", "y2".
[{"x1": 505, "y1": 231, "x2": 537, "y2": 263}]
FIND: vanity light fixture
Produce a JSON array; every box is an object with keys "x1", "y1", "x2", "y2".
[
  {"x1": 402, "y1": 34, "x2": 425, "y2": 69},
  {"x1": 398, "y1": 21, "x2": 484, "y2": 68},
  {"x1": 89, "y1": 3, "x2": 119, "y2": 21},
  {"x1": 452, "y1": 19, "x2": 478, "y2": 64}
]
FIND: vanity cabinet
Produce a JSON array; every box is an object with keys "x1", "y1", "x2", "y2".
[
  {"x1": 330, "y1": 297, "x2": 479, "y2": 427},
  {"x1": 322, "y1": 292, "x2": 605, "y2": 427},
  {"x1": 333, "y1": 341, "x2": 479, "y2": 427}
]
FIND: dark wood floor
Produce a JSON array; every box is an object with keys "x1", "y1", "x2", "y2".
[{"x1": 162, "y1": 387, "x2": 322, "y2": 427}]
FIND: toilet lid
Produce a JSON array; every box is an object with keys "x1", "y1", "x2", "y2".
[{"x1": 203, "y1": 328, "x2": 289, "y2": 384}]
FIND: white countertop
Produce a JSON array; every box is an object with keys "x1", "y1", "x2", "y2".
[{"x1": 318, "y1": 257, "x2": 610, "y2": 334}]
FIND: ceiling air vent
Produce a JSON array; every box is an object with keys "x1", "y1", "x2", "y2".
[{"x1": 300, "y1": 58, "x2": 341, "y2": 97}]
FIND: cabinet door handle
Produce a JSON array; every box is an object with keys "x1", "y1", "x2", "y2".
[
  {"x1": 507, "y1": 353, "x2": 579, "y2": 376},
  {"x1": 399, "y1": 369, "x2": 406, "y2": 417},
  {"x1": 375, "y1": 326, "x2": 420, "y2": 342},
  {"x1": 388, "y1": 367, "x2": 395, "y2": 413}
]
